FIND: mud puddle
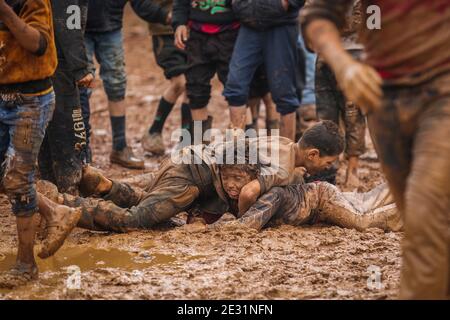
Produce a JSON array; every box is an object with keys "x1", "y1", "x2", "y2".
[{"x1": 0, "y1": 246, "x2": 176, "y2": 273}]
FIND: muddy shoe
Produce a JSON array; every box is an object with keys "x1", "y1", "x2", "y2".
[
  {"x1": 38, "y1": 201, "x2": 82, "y2": 259},
  {"x1": 0, "y1": 264, "x2": 38, "y2": 289},
  {"x1": 79, "y1": 165, "x2": 111, "y2": 197},
  {"x1": 141, "y1": 131, "x2": 165, "y2": 155},
  {"x1": 110, "y1": 146, "x2": 145, "y2": 169}
]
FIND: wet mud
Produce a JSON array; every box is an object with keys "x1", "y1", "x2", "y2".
[{"x1": 0, "y1": 7, "x2": 402, "y2": 300}]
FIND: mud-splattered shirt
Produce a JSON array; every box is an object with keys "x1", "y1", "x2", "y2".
[
  {"x1": 301, "y1": 0, "x2": 450, "y2": 85},
  {"x1": 173, "y1": 135, "x2": 304, "y2": 205},
  {"x1": 0, "y1": 0, "x2": 57, "y2": 93}
]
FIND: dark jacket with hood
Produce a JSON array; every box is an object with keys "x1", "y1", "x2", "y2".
[
  {"x1": 86, "y1": 0, "x2": 168, "y2": 33},
  {"x1": 51, "y1": 0, "x2": 89, "y2": 83},
  {"x1": 232, "y1": 0, "x2": 305, "y2": 30},
  {"x1": 172, "y1": 0, "x2": 236, "y2": 30}
]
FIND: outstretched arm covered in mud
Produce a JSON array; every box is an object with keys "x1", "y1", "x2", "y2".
[{"x1": 301, "y1": 0, "x2": 383, "y2": 113}]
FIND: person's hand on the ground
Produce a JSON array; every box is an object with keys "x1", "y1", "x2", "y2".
[
  {"x1": 77, "y1": 73, "x2": 95, "y2": 88},
  {"x1": 336, "y1": 60, "x2": 383, "y2": 114},
  {"x1": 281, "y1": 0, "x2": 289, "y2": 11},
  {"x1": 175, "y1": 25, "x2": 189, "y2": 50}
]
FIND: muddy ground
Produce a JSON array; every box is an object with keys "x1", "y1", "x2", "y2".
[{"x1": 0, "y1": 8, "x2": 401, "y2": 300}]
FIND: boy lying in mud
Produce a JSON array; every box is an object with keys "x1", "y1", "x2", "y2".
[{"x1": 35, "y1": 121, "x2": 343, "y2": 250}]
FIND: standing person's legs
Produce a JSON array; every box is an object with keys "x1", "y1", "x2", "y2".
[
  {"x1": 343, "y1": 101, "x2": 366, "y2": 189},
  {"x1": 264, "y1": 25, "x2": 301, "y2": 141},
  {"x1": 39, "y1": 69, "x2": 87, "y2": 195},
  {"x1": 142, "y1": 34, "x2": 189, "y2": 154},
  {"x1": 368, "y1": 74, "x2": 450, "y2": 299},
  {"x1": 400, "y1": 94, "x2": 450, "y2": 299},
  {"x1": 184, "y1": 31, "x2": 218, "y2": 144},
  {"x1": 223, "y1": 26, "x2": 264, "y2": 130},
  {"x1": 315, "y1": 58, "x2": 343, "y2": 184},
  {"x1": 95, "y1": 30, "x2": 144, "y2": 169},
  {"x1": 79, "y1": 34, "x2": 96, "y2": 163},
  {"x1": 0, "y1": 92, "x2": 55, "y2": 282}
]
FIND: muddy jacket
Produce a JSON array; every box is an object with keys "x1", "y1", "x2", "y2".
[
  {"x1": 301, "y1": 0, "x2": 450, "y2": 85},
  {"x1": 0, "y1": 0, "x2": 57, "y2": 94},
  {"x1": 172, "y1": 136, "x2": 305, "y2": 216},
  {"x1": 232, "y1": 0, "x2": 305, "y2": 30},
  {"x1": 172, "y1": 0, "x2": 236, "y2": 30},
  {"x1": 51, "y1": 0, "x2": 89, "y2": 82},
  {"x1": 86, "y1": 0, "x2": 169, "y2": 33}
]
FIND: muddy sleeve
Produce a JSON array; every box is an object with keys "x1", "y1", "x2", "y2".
[
  {"x1": 51, "y1": 0, "x2": 89, "y2": 81},
  {"x1": 20, "y1": 0, "x2": 53, "y2": 56},
  {"x1": 257, "y1": 165, "x2": 291, "y2": 195},
  {"x1": 300, "y1": 0, "x2": 353, "y2": 37},
  {"x1": 172, "y1": 0, "x2": 191, "y2": 30},
  {"x1": 130, "y1": 0, "x2": 169, "y2": 25},
  {"x1": 237, "y1": 187, "x2": 286, "y2": 231}
]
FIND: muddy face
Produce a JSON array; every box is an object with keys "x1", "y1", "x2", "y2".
[
  {"x1": 220, "y1": 166, "x2": 254, "y2": 200},
  {"x1": 304, "y1": 151, "x2": 338, "y2": 175}
]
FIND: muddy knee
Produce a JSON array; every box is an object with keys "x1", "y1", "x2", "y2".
[{"x1": 3, "y1": 172, "x2": 38, "y2": 217}]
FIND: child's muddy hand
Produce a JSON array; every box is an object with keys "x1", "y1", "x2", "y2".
[
  {"x1": 175, "y1": 25, "x2": 188, "y2": 50},
  {"x1": 337, "y1": 61, "x2": 383, "y2": 115}
]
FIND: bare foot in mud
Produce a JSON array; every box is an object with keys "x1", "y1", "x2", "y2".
[
  {"x1": 79, "y1": 165, "x2": 113, "y2": 197},
  {"x1": 37, "y1": 194, "x2": 82, "y2": 259},
  {"x1": 0, "y1": 262, "x2": 38, "y2": 289}
]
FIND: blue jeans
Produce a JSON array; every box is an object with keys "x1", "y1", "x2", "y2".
[
  {"x1": 298, "y1": 33, "x2": 317, "y2": 106},
  {"x1": 223, "y1": 25, "x2": 301, "y2": 115},
  {"x1": 0, "y1": 92, "x2": 55, "y2": 216},
  {"x1": 84, "y1": 29, "x2": 127, "y2": 101}
]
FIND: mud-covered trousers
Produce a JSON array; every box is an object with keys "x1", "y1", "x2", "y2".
[
  {"x1": 0, "y1": 92, "x2": 55, "y2": 216},
  {"x1": 367, "y1": 73, "x2": 450, "y2": 299},
  {"x1": 39, "y1": 68, "x2": 88, "y2": 195},
  {"x1": 61, "y1": 171, "x2": 200, "y2": 232},
  {"x1": 233, "y1": 182, "x2": 400, "y2": 233}
]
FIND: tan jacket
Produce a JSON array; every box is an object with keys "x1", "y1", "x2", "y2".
[{"x1": 0, "y1": 0, "x2": 57, "y2": 87}]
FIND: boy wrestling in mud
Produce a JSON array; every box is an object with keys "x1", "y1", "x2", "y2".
[
  {"x1": 36, "y1": 119, "x2": 399, "y2": 250},
  {"x1": 37, "y1": 121, "x2": 343, "y2": 236}
]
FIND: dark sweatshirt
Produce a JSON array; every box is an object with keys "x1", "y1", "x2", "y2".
[
  {"x1": 172, "y1": 0, "x2": 236, "y2": 30},
  {"x1": 232, "y1": 0, "x2": 305, "y2": 30},
  {"x1": 51, "y1": 0, "x2": 89, "y2": 82},
  {"x1": 86, "y1": 0, "x2": 168, "y2": 33}
]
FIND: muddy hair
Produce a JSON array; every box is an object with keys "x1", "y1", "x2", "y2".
[
  {"x1": 216, "y1": 138, "x2": 261, "y2": 180},
  {"x1": 298, "y1": 120, "x2": 344, "y2": 157}
]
